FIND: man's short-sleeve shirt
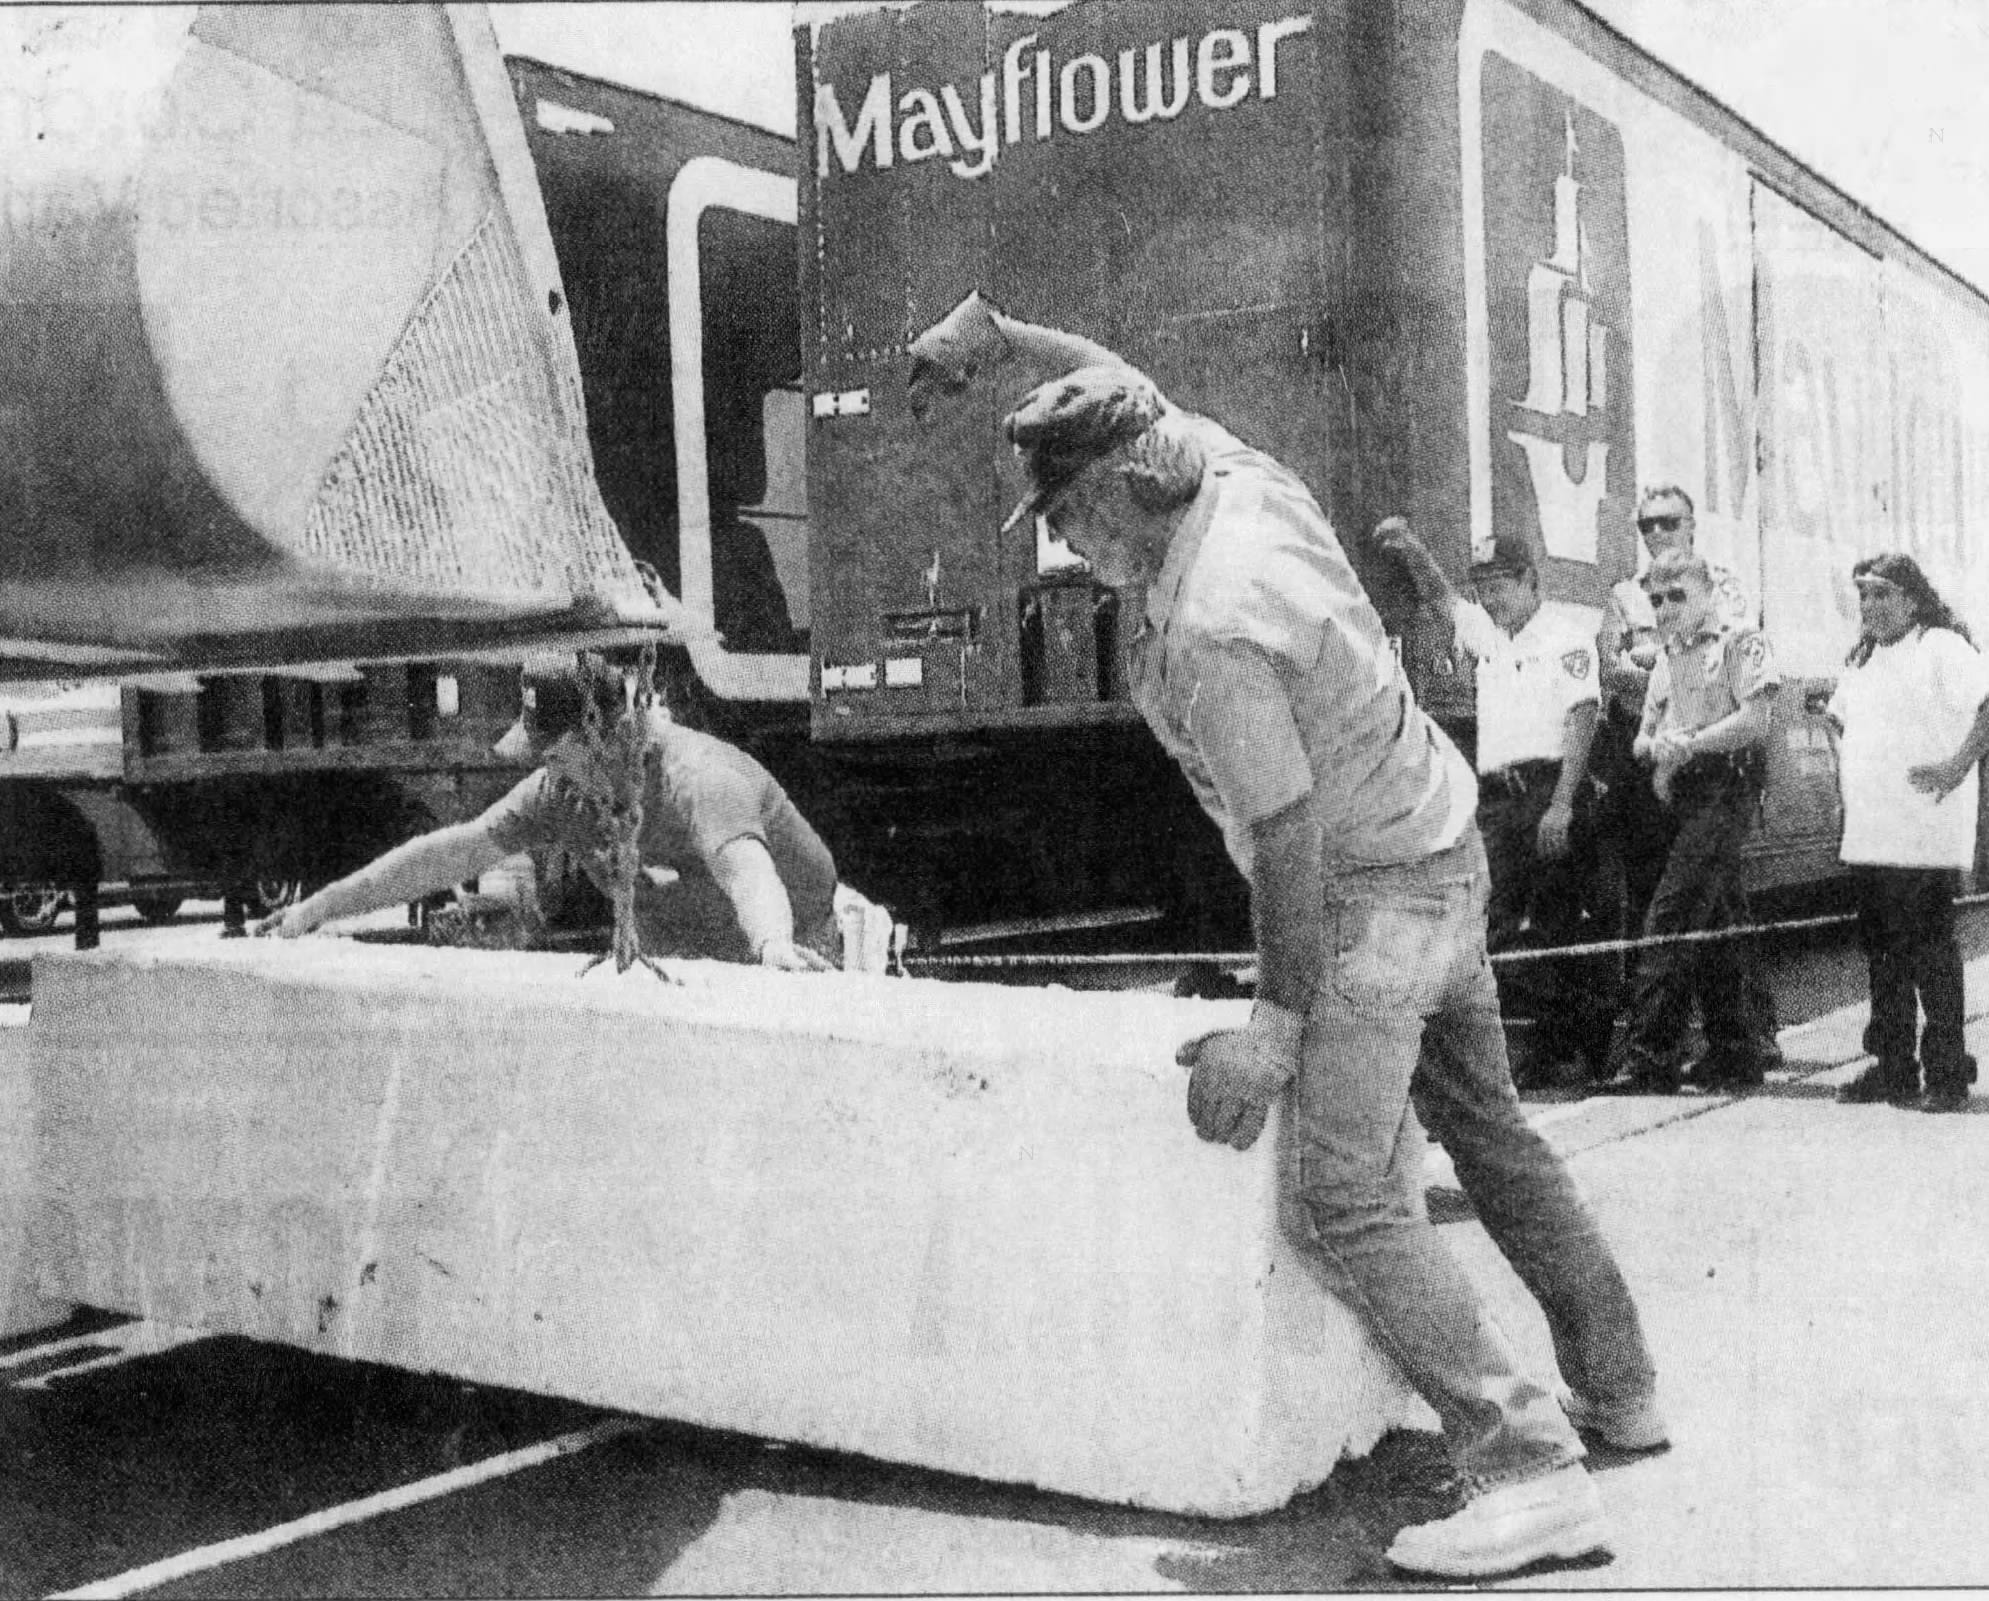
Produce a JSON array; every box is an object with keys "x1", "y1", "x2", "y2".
[
  {"x1": 479, "y1": 713, "x2": 838, "y2": 960},
  {"x1": 1128, "y1": 432, "x2": 1477, "y2": 878},
  {"x1": 1642, "y1": 622, "x2": 1779, "y2": 742},
  {"x1": 1830, "y1": 626, "x2": 1989, "y2": 869},
  {"x1": 1451, "y1": 600, "x2": 1599, "y2": 775},
  {"x1": 1602, "y1": 560, "x2": 1753, "y2": 713}
]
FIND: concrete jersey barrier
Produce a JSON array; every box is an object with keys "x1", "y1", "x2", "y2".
[{"x1": 14, "y1": 936, "x2": 1427, "y2": 1514}]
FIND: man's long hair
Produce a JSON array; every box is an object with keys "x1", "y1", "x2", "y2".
[{"x1": 1847, "y1": 552, "x2": 1974, "y2": 666}]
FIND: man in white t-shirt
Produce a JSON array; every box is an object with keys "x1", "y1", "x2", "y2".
[
  {"x1": 1373, "y1": 520, "x2": 1610, "y2": 1080},
  {"x1": 1826, "y1": 553, "x2": 1989, "y2": 1112}
]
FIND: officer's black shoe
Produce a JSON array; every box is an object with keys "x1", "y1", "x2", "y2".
[
  {"x1": 1838, "y1": 1063, "x2": 1919, "y2": 1106},
  {"x1": 1595, "y1": 1069, "x2": 1681, "y2": 1097},
  {"x1": 1920, "y1": 1085, "x2": 1970, "y2": 1114},
  {"x1": 1684, "y1": 1056, "x2": 1765, "y2": 1093}
]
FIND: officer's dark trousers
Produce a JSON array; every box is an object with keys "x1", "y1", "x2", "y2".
[
  {"x1": 1590, "y1": 708, "x2": 1670, "y2": 944},
  {"x1": 1613, "y1": 766, "x2": 1773, "y2": 1082},
  {"x1": 1856, "y1": 865, "x2": 1973, "y2": 1095},
  {"x1": 1479, "y1": 763, "x2": 1611, "y2": 1072}
]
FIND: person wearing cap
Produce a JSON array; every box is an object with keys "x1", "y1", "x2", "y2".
[
  {"x1": 257, "y1": 655, "x2": 841, "y2": 971},
  {"x1": 970, "y1": 335, "x2": 1662, "y2": 1579},
  {"x1": 1826, "y1": 553, "x2": 1989, "y2": 1112},
  {"x1": 1370, "y1": 519, "x2": 1610, "y2": 1084},
  {"x1": 1600, "y1": 549, "x2": 1779, "y2": 1094}
]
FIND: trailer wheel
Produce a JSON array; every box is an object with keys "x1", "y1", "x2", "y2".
[
  {"x1": 0, "y1": 887, "x2": 65, "y2": 937},
  {"x1": 132, "y1": 894, "x2": 184, "y2": 925},
  {"x1": 249, "y1": 879, "x2": 304, "y2": 919}
]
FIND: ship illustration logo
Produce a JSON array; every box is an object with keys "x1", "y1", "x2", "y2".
[{"x1": 1502, "y1": 111, "x2": 1611, "y2": 567}]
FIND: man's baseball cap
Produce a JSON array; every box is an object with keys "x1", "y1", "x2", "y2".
[
  {"x1": 493, "y1": 654, "x2": 620, "y2": 761},
  {"x1": 1000, "y1": 364, "x2": 1167, "y2": 534}
]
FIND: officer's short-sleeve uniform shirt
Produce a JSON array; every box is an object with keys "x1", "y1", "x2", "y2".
[
  {"x1": 1128, "y1": 432, "x2": 1477, "y2": 879},
  {"x1": 1829, "y1": 625, "x2": 1989, "y2": 869},
  {"x1": 1451, "y1": 600, "x2": 1599, "y2": 775},
  {"x1": 1602, "y1": 560, "x2": 1753, "y2": 713},
  {"x1": 479, "y1": 712, "x2": 838, "y2": 960},
  {"x1": 1641, "y1": 622, "x2": 1779, "y2": 743}
]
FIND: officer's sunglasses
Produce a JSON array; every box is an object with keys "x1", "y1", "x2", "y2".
[
  {"x1": 1637, "y1": 513, "x2": 1687, "y2": 534},
  {"x1": 1646, "y1": 587, "x2": 1692, "y2": 607}
]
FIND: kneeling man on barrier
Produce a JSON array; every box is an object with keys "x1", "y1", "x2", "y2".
[
  {"x1": 915, "y1": 295, "x2": 1665, "y2": 1579},
  {"x1": 259, "y1": 654, "x2": 851, "y2": 973}
]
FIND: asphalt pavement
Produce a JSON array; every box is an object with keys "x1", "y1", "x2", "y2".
[{"x1": 4, "y1": 909, "x2": 1988, "y2": 1592}]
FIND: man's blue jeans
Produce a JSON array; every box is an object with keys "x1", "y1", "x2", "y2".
[{"x1": 1288, "y1": 827, "x2": 1658, "y2": 1489}]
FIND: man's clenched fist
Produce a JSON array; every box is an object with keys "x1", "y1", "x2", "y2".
[{"x1": 1178, "y1": 1001, "x2": 1305, "y2": 1151}]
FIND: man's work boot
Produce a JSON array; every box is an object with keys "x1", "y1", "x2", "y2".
[{"x1": 1385, "y1": 1464, "x2": 1609, "y2": 1578}]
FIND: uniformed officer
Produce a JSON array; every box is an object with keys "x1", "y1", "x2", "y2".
[
  {"x1": 1602, "y1": 548, "x2": 1780, "y2": 1093},
  {"x1": 973, "y1": 349, "x2": 1662, "y2": 1580},
  {"x1": 1598, "y1": 486, "x2": 1753, "y2": 703},
  {"x1": 1371, "y1": 520, "x2": 1610, "y2": 1082},
  {"x1": 1595, "y1": 484, "x2": 1776, "y2": 1061}
]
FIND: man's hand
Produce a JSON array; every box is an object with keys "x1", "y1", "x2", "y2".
[
  {"x1": 1368, "y1": 517, "x2": 1448, "y2": 605},
  {"x1": 1652, "y1": 729, "x2": 1694, "y2": 765},
  {"x1": 1649, "y1": 730, "x2": 1693, "y2": 805},
  {"x1": 1178, "y1": 1003, "x2": 1303, "y2": 1152},
  {"x1": 1537, "y1": 800, "x2": 1574, "y2": 860},
  {"x1": 1910, "y1": 759, "x2": 1966, "y2": 802},
  {"x1": 253, "y1": 900, "x2": 322, "y2": 939},
  {"x1": 907, "y1": 291, "x2": 1005, "y2": 417},
  {"x1": 757, "y1": 937, "x2": 837, "y2": 973}
]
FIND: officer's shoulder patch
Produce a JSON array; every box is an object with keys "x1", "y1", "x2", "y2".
[
  {"x1": 1560, "y1": 648, "x2": 1592, "y2": 680},
  {"x1": 1735, "y1": 631, "x2": 1769, "y2": 668}
]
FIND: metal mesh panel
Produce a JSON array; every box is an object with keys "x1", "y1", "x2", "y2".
[{"x1": 301, "y1": 208, "x2": 647, "y2": 614}]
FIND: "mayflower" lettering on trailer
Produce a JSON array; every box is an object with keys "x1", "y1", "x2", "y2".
[{"x1": 814, "y1": 15, "x2": 1314, "y2": 181}]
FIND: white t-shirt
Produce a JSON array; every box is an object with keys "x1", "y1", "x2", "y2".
[
  {"x1": 1830, "y1": 626, "x2": 1989, "y2": 869},
  {"x1": 1452, "y1": 599, "x2": 1600, "y2": 775}
]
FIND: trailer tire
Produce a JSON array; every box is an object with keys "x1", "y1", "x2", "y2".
[
  {"x1": 0, "y1": 887, "x2": 65, "y2": 937},
  {"x1": 132, "y1": 894, "x2": 184, "y2": 925},
  {"x1": 249, "y1": 880, "x2": 305, "y2": 919}
]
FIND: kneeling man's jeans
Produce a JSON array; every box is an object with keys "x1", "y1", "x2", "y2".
[{"x1": 1289, "y1": 827, "x2": 1657, "y2": 1488}]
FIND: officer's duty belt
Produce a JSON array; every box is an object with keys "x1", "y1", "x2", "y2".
[{"x1": 1672, "y1": 746, "x2": 1765, "y2": 791}]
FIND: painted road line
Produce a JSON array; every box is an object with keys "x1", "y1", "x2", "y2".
[
  {"x1": 49, "y1": 1414, "x2": 653, "y2": 1600},
  {"x1": 2, "y1": 1321, "x2": 201, "y2": 1385},
  {"x1": 15, "y1": 1325, "x2": 207, "y2": 1390},
  {"x1": 0, "y1": 1328, "x2": 122, "y2": 1371}
]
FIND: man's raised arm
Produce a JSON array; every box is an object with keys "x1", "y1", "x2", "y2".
[{"x1": 907, "y1": 291, "x2": 1131, "y2": 415}]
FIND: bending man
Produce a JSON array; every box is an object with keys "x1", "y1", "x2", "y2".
[
  {"x1": 259, "y1": 655, "x2": 840, "y2": 972},
  {"x1": 949, "y1": 321, "x2": 1661, "y2": 1580}
]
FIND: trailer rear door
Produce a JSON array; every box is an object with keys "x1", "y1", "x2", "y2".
[{"x1": 804, "y1": 0, "x2": 1344, "y2": 741}]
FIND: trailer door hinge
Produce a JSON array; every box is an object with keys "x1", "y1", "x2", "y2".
[{"x1": 811, "y1": 388, "x2": 871, "y2": 419}]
